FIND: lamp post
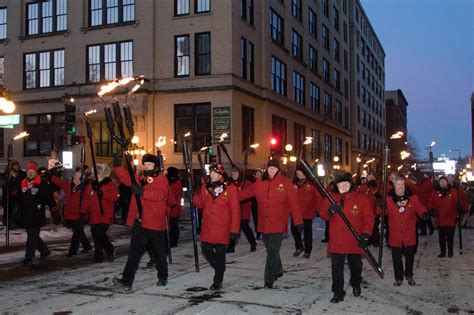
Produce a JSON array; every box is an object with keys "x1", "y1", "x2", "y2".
[{"x1": 5, "y1": 132, "x2": 29, "y2": 248}]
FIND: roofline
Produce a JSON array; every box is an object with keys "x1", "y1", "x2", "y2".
[{"x1": 357, "y1": 0, "x2": 386, "y2": 56}]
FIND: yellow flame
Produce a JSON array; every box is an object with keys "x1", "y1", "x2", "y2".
[
  {"x1": 131, "y1": 136, "x2": 139, "y2": 144},
  {"x1": 13, "y1": 131, "x2": 29, "y2": 140},
  {"x1": 155, "y1": 136, "x2": 167, "y2": 148},
  {"x1": 97, "y1": 81, "x2": 120, "y2": 97},
  {"x1": 250, "y1": 143, "x2": 259, "y2": 149},
  {"x1": 219, "y1": 132, "x2": 228, "y2": 142},
  {"x1": 85, "y1": 109, "x2": 97, "y2": 116},
  {"x1": 390, "y1": 131, "x2": 404, "y2": 139},
  {"x1": 0, "y1": 97, "x2": 16, "y2": 114},
  {"x1": 397, "y1": 165, "x2": 403, "y2": 171},
  {"x1": 184, "y1": 132, "x2": 191, "y2": 138},
  {"x1": 400, "y1": 151, "x2": 411, "y2": 160},
  {"x1": 303, "y1": 137, "x2": 313, "y2": 145},
  {"x1": 200, "y1": 146, "x2": 210, "y2": 151},
  {"x1": 366, "y1": 158, "x2": 376, "y2": 164},
  {"x1": 118, "y1": 77, "x2": 134, "y2": 86}
]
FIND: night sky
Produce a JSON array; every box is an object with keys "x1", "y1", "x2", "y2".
[{"x1": 361, "y1": 0, "x2": 473, "y2": 160}]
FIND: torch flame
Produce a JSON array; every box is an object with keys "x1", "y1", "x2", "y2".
[
  {"x1": 366, "y1": 158, "x2": 375, "y2": 164},
  {"x1": 390, "y1": 131, "x2": 404, "y2": 139},
  {"x1": 219, "y1": 132, "x2": 228, "y2": 142},
  {"x1": 303, "y1": 137, "x2": 313, "y2": 145},
  {"x1": 98, "y1": 81, "x2": 120, "y2": 97},
  {"x1": 13, "y1": 132, "x2": 29, "y2": 140},
  {"x1": 155, "y1": 136, "x2": 167, "y2": 148},
  {"x1": 400, "y1": 151, "x2": 411, "y2": 160},
  {"x1": 184, "y1": 132, "x2": 191, "y2": 138},
  {"x1": 397, "y1": 165, "x2": 403, "y2": 171},
  {"x1": 85, "y1": 109, "x2": 97, "y2": 116},
  {"x1": 250, "y1": 143, "x2": 259, "y2": 149},
  {"x1": 118, "y1": 77, "x2": 134, "y2": 86}
]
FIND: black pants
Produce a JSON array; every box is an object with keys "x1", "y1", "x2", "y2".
[
  {"x1": 241, "y1": 219, "x2": 257, "y2": 247},
  {"x1": 331, "y1": 253, "x2": 362, "y2": 297},
  {"x1": 418, "y1": 218, "x2": 434, "y2": 234},
  {"x1": 391, "y1": 245, "x2": 415, "y2": 281},
  {"x1": 262, "y1": 233, "x2": 283, "y2": 285},
  {"x1": 169, "y1": 217, "x2": 180, "y2": 247},
  {"x1": 291, "y1": 219, "x2": 313, "y2": 253},
  {"x1": 122, "y1": 220, "x2": 168, "y2": 284},
  {"x1": 438, "y1": 226, "x2": 455, "y2": 255},
  {"x1": 324, "y1": 220, "x2": 330, "y2": 241},
  {"x1": 369, "y1": 217, "x2": 380, "y2": 246},
  {"x1": 201, "y1": 242, "x2": 227, "y2": 285},
  {"x1": 91, "y1": 223, "x2": 114, "y2": 261},
  {"x1": 68, "y1": 220, "x2": 91, "y2": 255},
  {"x1": 25, "y1": 227, "x2": 49, "y2": 260},
  {"x1": 251, "y1": 200, "x2": 261, "y2": 238}
]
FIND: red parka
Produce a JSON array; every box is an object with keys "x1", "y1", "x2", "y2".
[
  {"x1": 169, "y1": 179, "x2": 184, "y2": 218},
  {"x1": 192, "y1": 181, "x2": 240, "y2": 245},
  {"x1": 231, "y1": 180, "x2": 253, "y2": 220},
  {"x1": 82, "y1": 178, "x2": 119, "y2": 225},
  {"x1": 114, "y1": 167, "x2": 170, "y2": 231},
  {"x1": 248, "y1": 173, "x2": 303, "y2": 234},
  {"x1": 51, "y1": 176, "x2": 82, "y2": 221},
  {"x1": 417, "y1": 179, "x2": 434, "y2": 208},
  {"x1": 296, "y1": 181, "x2": 322, "y2": 220},
  {"x1": 320, "y1": 191, "x2": 374, "y2": 254},
  {"x1": 428, "y1": 187, "x2": 465, "y2": 227},
  {"x1": 378, "y1": 193, "x2": 427, "y2": 247}
]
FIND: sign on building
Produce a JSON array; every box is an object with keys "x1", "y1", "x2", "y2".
[
  {"x1": 0, "y1": 114, "x2": 20, "y2": 128},
  {"x1": 212, "y1": 106, "x2": 231, "y2": 144}
]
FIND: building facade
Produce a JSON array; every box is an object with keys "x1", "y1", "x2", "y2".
[
  {"x1": 385, "y1": 89, "x2": 408, "y2": 168},
  {"x1": 348, "y1": 0, "x2": 386, "y2": 174},
  {"x1": 0, "y1": 0, "x2": 383, "y2": 174}
]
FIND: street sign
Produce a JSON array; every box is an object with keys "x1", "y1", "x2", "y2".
[
  {"x1": 212, "y1": 106, "x2": 231, "y2": 144},
  {"x1": 62, "y1": 151, "x2": 73, "y2": 169},
  {"x1": 0, "y1": 115, "x2": 20, "y2": 128}
]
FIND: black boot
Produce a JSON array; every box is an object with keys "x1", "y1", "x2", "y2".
[{"x1": 113, "y1": 277, "x2": 132, "y2": 291}]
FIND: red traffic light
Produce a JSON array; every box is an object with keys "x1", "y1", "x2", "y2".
[{"x1": 270, "y1": 138, "x2": 277, "y2": 146}]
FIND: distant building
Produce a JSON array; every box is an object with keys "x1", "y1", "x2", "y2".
[{"x1": 385, "y1": 89, "x2": 408, "y2": 168}]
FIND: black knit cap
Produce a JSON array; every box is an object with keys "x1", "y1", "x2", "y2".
[
  {"x1": 267, "y1": 158, "x2": 280, "y2": 169},
  {"x1": 335, "y1": 171, "x2": 353, "y2": 184},
  {"x1": 142, "y1": 153, "x2": 159, "y2": 166}
]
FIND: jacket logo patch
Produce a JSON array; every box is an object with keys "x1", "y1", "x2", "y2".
[
  {"x1": 221, "y1": 191, "x2": 228, "y2": 200},
  {"x1": 277, "y1": 183, "x2": 285, "y2": 192},
  {"x1": 147, "y1": 177, "x2": 154, "y2": 184},
  {"x1": 351, "y1": 205, "x2": 359, "y2": 216}
]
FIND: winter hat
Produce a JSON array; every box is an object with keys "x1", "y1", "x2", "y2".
[
  {"x1": 94, "y1": 163, "x2": 111, "y2": 177},
  {"x1": 438, "y1": 176, "x2": 448, "y2": 183},
  {"x1": 209, "y1": 163, "x2": 225, "y2": 175},
  {"x1": 142, "y1": 153, "x2": 159, "y2": 166},
  {"x1": 166, "y1": 167, "x2": 179, "y2": 180},
  {"x1": 267, "y1": 158, "x2": 280, "y2": 169},
  {"x1": 335, "y1": 172, "x2": 353, "y2": 184},
  {"x1": 26, "y1": 162, "x2": 37, "y2": 171}
]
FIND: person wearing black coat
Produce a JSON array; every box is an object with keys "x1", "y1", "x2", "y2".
[
  {"x1": 2, "y1": 160, "x2": 26, "y2": 228},
  {"x1": 19, "y1": 162, "x2": 56, "y2": 266}
]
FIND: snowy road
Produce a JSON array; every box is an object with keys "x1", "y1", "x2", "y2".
[{"x1": 0, "y1": 221, "x2": 473, "y2": 314}]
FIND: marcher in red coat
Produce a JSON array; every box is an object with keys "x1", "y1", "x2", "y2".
[
  {"x1": 291, "y1": 167, "x2": 322, "y2": 258},
  {"x1": 448, "y1": 175, "x2": 469, "y2": 213},
  {"x1": 417, "y1": 174, "x2": 435, "y2": 235},
  {"x1": 428, "y1": 176, "x2": 467, "y2": 258},
  {"x1": 166, "y1": 167, "x2": 183, "y2": 248},
  {"x1": 82, "y1": 164, "x2": 118, "y2": 263},
  {"x1": 248, "y1": 158, "x2": 303, "y2": 289},
  {"x1": 192, "y1": 163, "x2": 240, "y2": 290},
  {"x1": 113, "y1": 154, "x2": 170, "y2": 290},
  {"x1": 320, "y1": 172, "x2": 374, "y2": 303},
  {"x1": 50, "y1": 166, "x2": 92, "y2": 257},
  {"x1": 226, "y1": 166, "x2": 257, "y2": 253},
  {"x1": 378, "y1": 176, "x2": 428, "y2": 286}
]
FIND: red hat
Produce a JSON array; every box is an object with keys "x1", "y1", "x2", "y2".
[
  {"x1": 26, "y1": 162, "x2": 37, "y2": 171},
  {"x1": 209, "y1": 163, "x2": 225, "y2": 175}
]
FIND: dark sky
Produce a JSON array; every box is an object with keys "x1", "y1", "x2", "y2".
[{"x1": 361, "y1": 0, "x2": 473, "y2": 160}]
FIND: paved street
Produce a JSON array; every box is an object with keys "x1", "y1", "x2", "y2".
[{"x1": 0, "y1": 219, "x2": 473, "y2": 314}]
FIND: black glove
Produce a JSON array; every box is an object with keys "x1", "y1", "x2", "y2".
[
  {"x1": 358, "y1": 233, "x2": 370, "y2": 248},
  {"x1": 295, "y1": 224, "x2": 304, "y2": 233},
  {"x1": 421, "y1": 212, "x2": 430, "y2": 221},
  {"x1": 230, "y1": 233, "x2": 240, "y2": 244},
  {"x1": 131, "y1": 184, "x2": 144, "y2": 196},
  {"x1": 328, "y1": 204, "x2": 342, "y2": 217},
  {"x1": 377, "y1": 199, "x2": 387, "y2": 208},
  {"x1": 113, "y1": 149, "x2": 123, "y2": 167},
  {"x1": 95, "y1": 189, "x2": 103, "y2": 198}
]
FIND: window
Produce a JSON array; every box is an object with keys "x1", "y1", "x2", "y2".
[
  {"x1": 240, "y1": 38, "x2": 247, "y2": 79},
  {"x1": 309, "y1": 45, "x2": 317, "y2": 73},
  {"x1": 0, "y1": 56, "x2": 4, "y2": 85},
  {"x1": 308, "y1": 8, "x2": 317, "y2": 38},
  {"x1": 195, "y1": 0, "x2": 210, "y2": 13},
  {"x1": 291, "y1": 0, "x2": 302, "y2": 22},
  {"x1": 333, "y1": 6, "x2": 339, "y2": 31},
  {"x1": 344, "y1": 78, "x2": 349, "y2": 100},
  {"x1": 333, "y1": 69, "x2": 340, "y2": 91},
  {"x1": 322, "y1": 0, "x2": 328, "y2": 17},
  {"x1": 310, "y1": 82, "x2": 320, "y2": 112},
  {"x1": 272, "y1": 115, "x2": 287, "y2": 156},
  {"x1": 93, "y1": 121, "x2": 120, "y2": 157},
  {"x1": 294, "y1": 123, "x2": 306, "y2": 156},
  {"x1": 27, "y1": 0, "x2": 67, "y2": 36},
  {"x1": 271, "y1": 56, "x2": 286, "y2": 96},
  {"x1": 175, "y1": 0, "x2": 189, "y2": 16},
  {"x1": 357, "y1": 105, "x2": 360, "y2": 123},
  {"x1": 345, "y1": 141, "x2": 349, "y2": 165},
  {"x1": 335, "y1": 137, "x2": 342, "y2": 159},
  {"x1": 322, "y1": 24, "x2": 329, "y2": 50},
  {"x1": 195, "y1": 32, "x2": 211, "y2": 75},
  {"x1": 311, "y1": 129, "x2": 319, "y2": 160},
  {"x1": 344, "y1": 106, "x2": 349, "y2": 128},
  {"x1": 293, "y1": 71, "x2": 305, "y2": 106},
  {"x1": 24, "y1": 113, "x2": 65, "y2": 156},
  {"x1": 324, "y1": 134, "x2": 332, "y2": 162},
  {"x1": 291, "y1": 30, "x2": 303, "y2": 60},
  {"x1": 362, "y1": 110, "x2": 366, "y2": 127},
  {"x1": 87, "y1": 41, "x2": 133, "y2": 82},
  {"x1": 335, "y1": 100, "x2": 342, "y2": 124},
  {"x1": 333, "y1": 38, "x2": 339, "y2": 62},
  {"x1": 89, "y1": 0, "x2": 134, "y2": 27},
  {"x1": 0, "y1": 8, "x2": 6, "y2": 39},
  {"x1": 343, "y1": 50, "x2": 348, "y2": 71},
  {"x1": 174, "y1": 103, "x2": 211, "y2": 152},
  {"x1": 343, "y1": 0, "x2": 348, "y2": 14},
  {"x1": 343, "y1": 21, "x2": 348, "y2": 43},
  {"x1": 270, "y1": 9, "x2": 284, "y2": 45},
  {"x1": 24, "y1": 49, "x2": 64, "y2": 89},
  {"x1": 324, "y1": 91, "x2": 331, "y2": 118},
  {"x1": 241, "y1": 0, "x2": 247, "y2": 21},
  {"x1": 242, "y1": 105, "x2": 255, "y2": 152},
  {"x1": 323, "y1": 58, "x2": 329, "y2": 82},
  {"x1": 248, "y1": 0, "x2": 254, "y2": 25},
  {"x1": 175, "y1": 35, "x2": 190, "y2": 77},
  {"x1": 248, "y1": 41, "x2": 255, "y2": 82}
]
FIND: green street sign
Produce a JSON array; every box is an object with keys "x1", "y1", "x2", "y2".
[{"x1": 0, "y1": 115, "x2": 20, "y2": 126}]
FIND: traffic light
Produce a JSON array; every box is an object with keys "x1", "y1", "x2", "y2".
[
  {"x1": 270, "y1": 137, "x2": 278, "y2": 157},
  {"x1": 64, "y1": 104, "x2": 76, "y2": 134},
  {"x1": 205, "y1": 135, "x2": 213, "y2": 154}
]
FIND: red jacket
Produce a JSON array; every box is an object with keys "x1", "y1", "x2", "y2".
[
  {"x1": 405, "y1": 179, "x2": 420, "y2": 196},
  {"x1": 249, "y1": 173, "x2": 303, "y2": 234},
  {"x1": 192, "y1": 182, "x2": 240, "y2": 244},
  {"x1": 231, "y1": 180, "x2": 253, "y2": 220},
  {"x1": 51, "y1": 176, "x2": 83, "y2": 221},
  {"x1": 82, "y1": 178, "x2": 119, "y2": 225},
  {"x1": 114, "y1": 167, "x2": 170, "y2": 231},
  {"x1": 417, "y1": 179, "x2": 434, "y2": 208},
  {"x1": 428, "y1": 187, "x2": 464, "y2": 227},
  {"x1": 296, "y1": 181, "x2": 322, "y2": 220},
  {"x1": 320, "y1": 191, "x2": 374, "y2": 254},
  {"x1": 379, "y1": 193, "x2": 427, "y2": 247},
  {"x1": 168, "y1": 180, "x2": 183, "y2": 218},
  {"x1": 455, "y1": 186, "x2": 469, "y2": 212}
]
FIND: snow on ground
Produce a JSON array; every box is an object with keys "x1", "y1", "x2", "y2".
[{"x1": 0, "y1": 219, "x2": 473, "y2": 314}]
